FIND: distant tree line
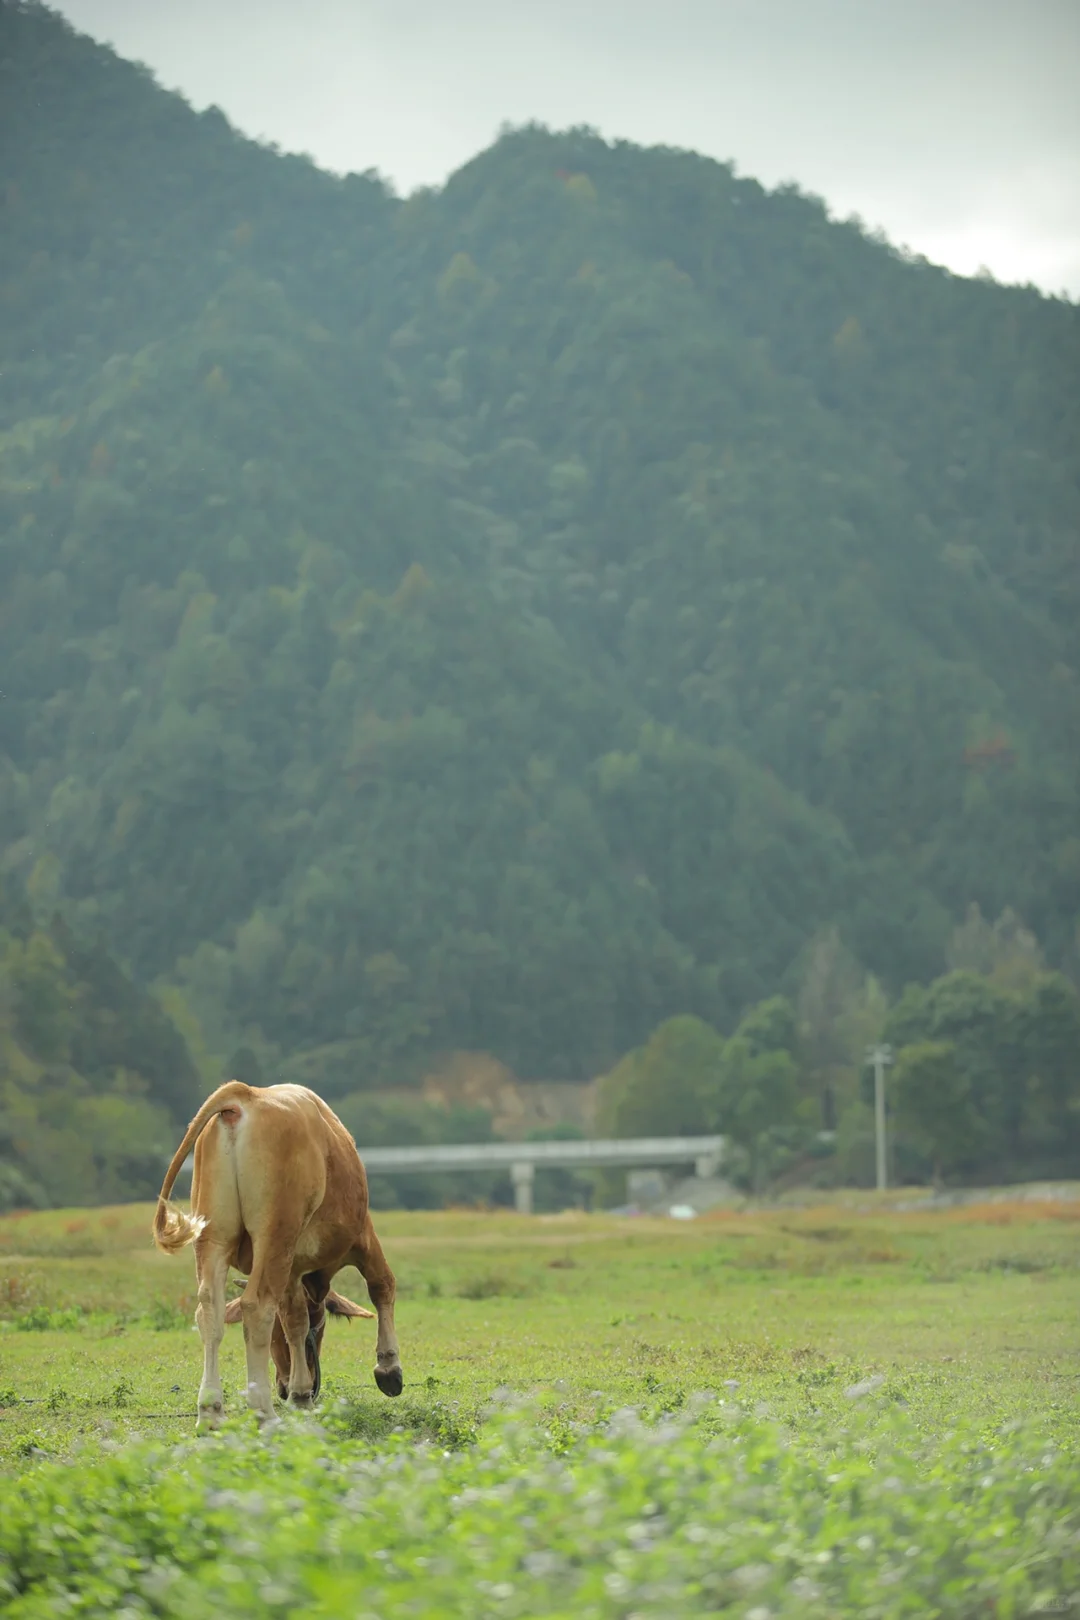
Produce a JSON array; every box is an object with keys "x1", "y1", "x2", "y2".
[
  {"x1": 2, "y1": 880, "x2": 1076, "y2": 1209},
  {"x1": 596, "y1": 908, "x2": 1080, "y2": 1195}
]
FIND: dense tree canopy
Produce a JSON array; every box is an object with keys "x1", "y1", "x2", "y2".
[
  {"x1": 882, "y1": 967, "x2": 1080, "y2": 1183},
  {"x1": 1, "y1": 4, "x2": 1078, "y2": 1160},
  {"x1": 0, "y1": 878, "x2": 201, "y2": 1209}
]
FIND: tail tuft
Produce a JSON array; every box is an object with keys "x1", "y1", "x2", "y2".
[{"x1": 153, "y1": 1198, "x2": 207, "y2": 1254}]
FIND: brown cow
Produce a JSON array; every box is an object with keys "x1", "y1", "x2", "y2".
[{"x1": 153, "y1": 1079, "x2": 403, "y2": 1432}]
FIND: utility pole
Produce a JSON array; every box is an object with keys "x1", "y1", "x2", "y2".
[{"x1": 865, "y1": 1044, "x2": 894, "y2": 1192}]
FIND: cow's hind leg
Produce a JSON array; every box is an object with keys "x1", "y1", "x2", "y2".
[
  {"x1": 352, "y1": 1215, "x2": 403, "y2": 1397},
  {"x1": 239, "y1": 1237, "x2": 298, "y2": 1427},
  {"x1": 194, "y1": 1239, "x2": 229, "y2": 1434},
  {"x1": 278, "y1": 1278, "x2": 318, "y2": 1408},
  {"x1": 271, "y1": 1316, "x2": 291, "y2": 1403}
]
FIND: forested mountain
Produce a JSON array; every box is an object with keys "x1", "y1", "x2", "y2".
[
  {"x1": 2, "y1": 1, "x2": 1078, "y2": 1115},
  {"x1": 0, "y1": 876, "x2": 200, "y2": 1208}
]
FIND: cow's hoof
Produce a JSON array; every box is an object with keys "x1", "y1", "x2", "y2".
[
  {"x1": 375, "y1": 1364, "x2": 403, "y2": 1398},
  {"x1": 276, "y1": 1380, "x2": 289, "y2": 1402},
  {"x1": 196, "y1": 1402, "x2": 223, "y2": 1435}
]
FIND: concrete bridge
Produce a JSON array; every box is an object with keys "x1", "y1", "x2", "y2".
[
  {"x1": 174, "y1": 1135, "x2": 726, "y2": 1215},
  {"x1": 361, "y1": 1135, "x2": 726, "y2": 1214}
]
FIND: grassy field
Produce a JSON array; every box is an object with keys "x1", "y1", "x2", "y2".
[{"x1": 1, "y1": 1196, "x2": 1079, "y2": 1615}]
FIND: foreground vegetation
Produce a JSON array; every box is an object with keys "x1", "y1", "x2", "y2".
[
  {"x1": 3, "y1": 1393, "x2": 1076, "y2": 1618},
  {"x1": 1, "y1": 1199, "x2": 1077, "y2": 1613}
]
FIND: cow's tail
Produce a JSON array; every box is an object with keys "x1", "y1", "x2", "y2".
[{"x1": 153, "y1": 1080, "x2": 254, "y2": 1254}]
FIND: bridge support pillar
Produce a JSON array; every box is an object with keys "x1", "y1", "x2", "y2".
[{"x1": 511, "y1": 1160, "x2": 535, "y2": 1215}]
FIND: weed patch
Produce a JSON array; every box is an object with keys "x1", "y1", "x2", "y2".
[
  {"x1": 136, "y1": 1297, "x2": 194, "y2": 1332},
  {"x1": 324, "y1": 1392, "x2": 481, "y2": 1448},
  {"x1": 456, "y1": 1271, "x2": 530, "y2": 1300},
  {"x1": 13, "y1": 1305, "x2": 83, "y2": 1332},
  {"x1": 0, "y1": 1276, "x2": 34, "y2": 1315},
  {"x1": 974, "y1": 1253, "x2": 1057, "y2": 1275}
]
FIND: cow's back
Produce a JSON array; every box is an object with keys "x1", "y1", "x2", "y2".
[
  {"x1": 285, "y1": 1085, "x2": 371, "y2": 1266},
  {"x1": 192, "y1": 1084, "x2": 366, "y2": 1273}
]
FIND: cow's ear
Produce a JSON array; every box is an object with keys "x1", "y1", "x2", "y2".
[
  {"x1": 325, "y1": 1290, "x2": 375, "y2": 1319},
  {"x1": 224, "y1": 1298, "x2": 243, "y2": 1325}
]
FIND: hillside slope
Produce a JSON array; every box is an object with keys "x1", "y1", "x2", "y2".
[
  {"x1": 0, "y1": 876, "x2": 200, "y2": 1209},
  {"x1": 1, "y1": 1, "x2": 1078, "y2": 1090}
]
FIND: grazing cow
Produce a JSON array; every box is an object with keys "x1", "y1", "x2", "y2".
[{"x1": 153, "y1": 1079, "x2": 403, "y2": 1432}]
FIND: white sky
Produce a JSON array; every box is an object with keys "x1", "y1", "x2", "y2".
[{"x1": 52, "y1": 0, "x2": 1080, "y2": 297}]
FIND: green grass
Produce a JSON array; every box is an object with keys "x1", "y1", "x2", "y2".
[
  {"x1": 1, "y1": 1198, "x2": 1079, "y2": 1615},
  {"x1": 2, "y1": 1199, "x2": 1077, "y2": 1457}
]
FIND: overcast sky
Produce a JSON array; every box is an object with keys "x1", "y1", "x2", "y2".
[{"x1": 52, "y1": 0, "x2": 1080, "y2": 298}]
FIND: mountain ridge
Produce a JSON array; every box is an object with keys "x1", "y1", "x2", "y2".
[{"x1": 1, "y1": 0, "x2": 1077, "y2": 1093}]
